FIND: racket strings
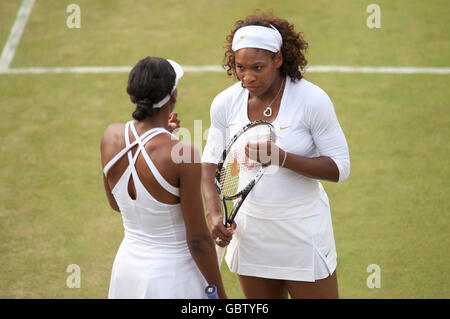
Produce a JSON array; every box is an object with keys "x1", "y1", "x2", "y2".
[
  {"x1": 219, "y1": 125, "x2": 273, "y2": 197},
  {"x1": 220, "y1": 153, "x2": 259, "y2": 197}
]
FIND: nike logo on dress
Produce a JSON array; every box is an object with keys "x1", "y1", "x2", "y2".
[{"x1": 280, "y1": 126, "x2": 290, "y2": 130}]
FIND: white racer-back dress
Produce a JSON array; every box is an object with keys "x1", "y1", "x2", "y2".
[{"x1": 104, "y1": 121, "x2": 207, "y2": 298}]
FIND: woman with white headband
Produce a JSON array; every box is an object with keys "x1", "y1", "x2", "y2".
[
  {"x1": 202, "y1": 13, "x2": 350, "y2": 298},
  {"x1": 101, "y1": 56, "x2": 226, "y2": 298}
]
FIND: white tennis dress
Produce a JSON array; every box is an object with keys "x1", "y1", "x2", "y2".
[
  {"x1": 104, "y1": 121, "x2": 207, "y2": 298},
  {"x1": 202, "y1": 77, "x2": 350, "y2": 282}
]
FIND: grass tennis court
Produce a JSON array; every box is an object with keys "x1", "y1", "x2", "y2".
[{"x1": 0, "y1": 0, "x2": 448, "y2": 298}]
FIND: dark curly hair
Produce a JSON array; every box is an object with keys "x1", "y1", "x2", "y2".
[
  {"x1": 127, "y1": 57, "x2": 176, "y2": 121},
  {"x1": 223, "y1": 11, "x2": 308, "y2": 82}
]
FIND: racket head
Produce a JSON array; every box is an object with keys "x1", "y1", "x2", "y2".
[{"x1": 215, "y1": 120, "x2": 276, "y2": 225}]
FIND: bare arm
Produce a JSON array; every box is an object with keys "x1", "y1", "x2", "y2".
[
  {"x1": 201, "y1": 163, "x2": 233, "y2": 247},
  {"x1": 246, "y1": 141, "x2": 340, "y2": 183},
  {"x1": 281, "y1": 151, "x2": 339, "y2": 182},
  {"x1": 180, "y1": 147, "x2": 227, "y2": 298},
  {"x1": 100, "y1": 125, "x2": 121, "y2": 212},
  {"x1": 102, "y1": 174, "x2": 120, "y2": 212}
]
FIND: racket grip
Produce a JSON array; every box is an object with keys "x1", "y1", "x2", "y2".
[
  {"x1": 216, "y1": 245, "x2": 226, "y2": 265},
  {"x1": 205, "y1": 284, "x2": 219, "y2": 299}
]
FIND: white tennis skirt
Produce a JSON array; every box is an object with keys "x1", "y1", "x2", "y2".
[
  {"x1": 108, "y1": 237, "x2": 208, "y2": 299},
  {"x1": 225, "y1": 186, "x2": 337, "y2": 282}
]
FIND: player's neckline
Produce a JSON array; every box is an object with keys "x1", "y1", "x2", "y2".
[{"x1": 245, "y1": 76, "x2": 288, "y2": 125}]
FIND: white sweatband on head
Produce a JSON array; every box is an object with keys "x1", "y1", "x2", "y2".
[
  {"x1": 232, "y1": 25, "x2": 282, "y2": 53},
  {"x1": 152, "y1": 59, "x2": 184, "y2": 109}
]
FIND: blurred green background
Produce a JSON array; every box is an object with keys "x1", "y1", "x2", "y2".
[{"x1": 0, "y1": 0, "x2": 448, "y2": 298}]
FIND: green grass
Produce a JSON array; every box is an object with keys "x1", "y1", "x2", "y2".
[
  {"x1": 0, "y1": 0, "x2": 449, "y2": 298},
  {"x1": 313, "y1": 73, "x2": 449, "y2": 298},
  {"x1": 11, "y1": 0, "x2": 450, "y2": 67}
]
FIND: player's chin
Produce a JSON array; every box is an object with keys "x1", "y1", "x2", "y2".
[{"x1": 246, "y1": 86, "x2": 264, "y2": 96}]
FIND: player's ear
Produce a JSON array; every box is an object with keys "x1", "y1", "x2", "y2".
[{"x1": 273, "y1": 51, "x2": 283, "y2": 69}]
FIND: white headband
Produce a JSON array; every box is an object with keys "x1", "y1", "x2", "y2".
[
  {"x1": 153, "y1": 59, "x2": 184, "y2": 109},
  {"x1": 232, "y1": 25, "x2": 282, "y2": 53}
]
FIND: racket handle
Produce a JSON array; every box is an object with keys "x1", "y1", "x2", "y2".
[
  {"x1": 205, "y1": 284, "x2": 219, "y2": 299},
  {"x1": 216, "y1": 245, "x2": 226, "y2": 265}
]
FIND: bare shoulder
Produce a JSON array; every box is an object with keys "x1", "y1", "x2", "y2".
[
  {"x1": 101, "y1": 123, "x2": 125, "y2": 148},
  {"x1": 169, "y1": 138, "x2": 201, "y2": 167},
  {"x1": 101, "y1": 123, "x2": 125, "y2": 144},
  {"x1": 100, "y1": 123, "x2": 126, "y2": 165}
]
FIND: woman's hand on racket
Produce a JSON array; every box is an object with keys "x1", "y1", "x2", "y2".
[
  {"x1": 245, "y1": 140, "x2": 284, "y2": 166},
  {"x1": 208, "y1": 212, "x2": 236, "y2": 248}
]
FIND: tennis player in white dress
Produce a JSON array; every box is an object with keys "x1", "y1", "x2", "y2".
[
  {"x1": 201, "y1": 13, "x2": 350, "y2": 298},
  {"x1": 101, "y1": 57, "x2": 226, "y2": 299}
]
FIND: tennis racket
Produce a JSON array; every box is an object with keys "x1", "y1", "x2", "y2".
[{"x1": 215, "y1": 120, "x2": 276, "y2": 265}]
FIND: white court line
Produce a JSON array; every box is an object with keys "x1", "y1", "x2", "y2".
[
  {"x1": 0, "y1": 0, "x2": 448, "y2": 75},
  {"x1": 3, "y1": 66, "x2": 133, "y2": 74},
  {"x1": 0, "y1": 0, "x2": 35, "y2": 71},
  {"x1": 307, "y1": 66, "x2": 450, "y2": 74},
  {"x1": 1, "y1": 65, "x2": 449, "y2": 74},
  {"x1": 1, "y1": 65, "x2": 221, "y2": 74}
]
